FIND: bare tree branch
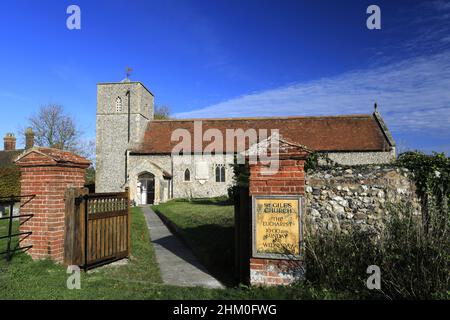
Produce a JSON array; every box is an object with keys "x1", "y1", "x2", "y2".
[
  {"x1": 28, "y1": 104, "x2": 82, "y2": 151},
  {"x1": 154, "y1": 105, "x2": 172, "y2": 120}
]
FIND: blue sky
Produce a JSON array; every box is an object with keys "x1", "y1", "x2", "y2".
[{"x1": 0, "y1": 0, "x2": 449, "y2": 153}]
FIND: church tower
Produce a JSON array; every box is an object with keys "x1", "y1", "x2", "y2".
[{"x1": 95, "y1": 79, "x2": 154, "y2": 192}]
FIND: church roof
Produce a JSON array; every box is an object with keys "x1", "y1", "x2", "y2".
[{"x1": 132, "y1": 113, "x2": 394, "y2": 154}]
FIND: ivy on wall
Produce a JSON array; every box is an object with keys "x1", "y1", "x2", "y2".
[
  {"x1": 395, "y1": 151, "x2": 450, "y2": 232},
  {"x1": 304, "y1": 152, "x2": 319, "y2": 172},
  {"x1": 396, "y1": 151, "x2": 449, "y2": 201},
  {"x1": 227, "y1": 158, "x2": 249, "y2": 201}
]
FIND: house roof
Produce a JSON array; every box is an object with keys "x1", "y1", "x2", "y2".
[{"x1": 131, "y1": 113, "x2": 394, "y2": 154}]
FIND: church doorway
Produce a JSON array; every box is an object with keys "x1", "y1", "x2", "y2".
[{"x1": 138, "y1": 172, "x2": 155, "y2": 205}]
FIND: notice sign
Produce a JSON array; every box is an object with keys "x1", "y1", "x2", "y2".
[{"x1": 253, "y1": 196, "x2": 302, "y2": 259}]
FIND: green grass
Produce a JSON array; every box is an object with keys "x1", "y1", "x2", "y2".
[
  {"x1": 152, "y1": 198, "x2": 235, "y2": 286},
  {"x1": 0, "y1": 207, "x2": 164, "y2": 299},
  {"x1": 0, "y1": 217, "x2": 20, "y2": 256},
  {"x1": 0, "y1": 205, "x2": 346, "y2": 299}
]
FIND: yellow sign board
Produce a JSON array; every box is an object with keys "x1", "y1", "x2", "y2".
[{"x1": 253, "y1": 196, "x2": 302, "y2": 259}]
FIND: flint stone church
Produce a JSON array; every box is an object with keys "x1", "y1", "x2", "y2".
[{"x1": 95, "y1": 79, "x2": 396, "y2": 205}]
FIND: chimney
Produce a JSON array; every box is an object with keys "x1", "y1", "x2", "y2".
[
  {"x1": 25, "y1": 127, "x2": 35, "y2": 149},
  {"x1": 4, "y1": 133, "x2": 16, "y2": 151}
]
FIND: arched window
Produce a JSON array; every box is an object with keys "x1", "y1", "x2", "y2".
[
  {"x1": 215, "y1": 165, "x2": 225, "y2": 182},
  {"x1": 221, "y1": 166, "x2": 226, "y2": 182},
  {"x1": 116, "y1": 96, "x2": 122, "y2": 112},
  {"x1": 215, "y1": 166, "x2": 220, "y2": 182},
  {"x1": 184, "y1": 169, "x2": 191, "y2": 182}
]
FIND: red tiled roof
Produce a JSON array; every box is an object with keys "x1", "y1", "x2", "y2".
[
  {"x1": 133, "y1": 114, "x2": 393, "y2": 154},
  {"x1": 15, "y1": 147, "x2": 91, "y2": 167}
]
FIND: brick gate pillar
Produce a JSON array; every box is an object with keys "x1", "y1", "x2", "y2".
[
  {"x1": 247, "y1": 136, "x2": 310, "y2": 286},
  {"x1": 15, "y1": 147, "x2": 90, "y2": 263}
]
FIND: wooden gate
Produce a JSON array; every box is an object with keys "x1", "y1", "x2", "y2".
[{"x1": 64, "y1": 188, "x2": 131, "y2": 270}]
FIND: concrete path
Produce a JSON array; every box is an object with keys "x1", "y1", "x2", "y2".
[{"x1": 142, "y1": 206, "x2": 224, "y2": 289}]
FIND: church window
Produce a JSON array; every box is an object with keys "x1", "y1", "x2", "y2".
[
  {"x1": 116, "y1": 96, "x2": 122, "y2": 112},
  {"x1": 221, "y1": 166, "x2": 226, "y2": 182},
  {"x1": 215, "y1": 166, "x2": 220, "y2": 182},
  {"x1": 184, "y1": 169, "x2": 191, "y2": 182},
  {"x1": 215, "y1": 165, "x2": 225, "y2": 183}
]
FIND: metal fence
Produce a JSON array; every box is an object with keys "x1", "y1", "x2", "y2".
[{"x1": 0, "y1": 195, "x2": 35, "y2": 261}]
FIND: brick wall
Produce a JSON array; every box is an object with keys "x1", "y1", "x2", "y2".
[
  {"x1": 248, "y1": 139, "x2": 308, "y2": 286},
  {"x1": 249, "y1": 258, "x2": 304, "y2": 286},
  {"x1": 3, "y1": 133, "x2": 16, "y2": 151},
  {"x1": 249, "y1": 159, "x2": 305, "y2": 195},
  {"x1": 15, "y1": 148, "x2": 90, "y2": 263}
]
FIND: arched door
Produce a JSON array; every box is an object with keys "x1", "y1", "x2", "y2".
[{"x1": 138, "y1": 173, "x2": 155, "y2": 205}]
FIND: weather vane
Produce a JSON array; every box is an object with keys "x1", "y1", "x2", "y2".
[{"x1": 126, "y1": 67, "x2": 133, "y2": 80}]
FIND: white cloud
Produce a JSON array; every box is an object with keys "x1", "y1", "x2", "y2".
[
  {"x1": 431, "y1": 0, "x2": 450, "y2": 11},
  {"x1": 175, "y1": 51, "x2": 450, "y2": 134}
]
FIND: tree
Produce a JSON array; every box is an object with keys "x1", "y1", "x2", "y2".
[
  {"x1": 154, "y1": 105, "x2": 171, "y2": 120},
  {"x1": 26, "y1": 104, "x2": 96, "y2": 185},
  {"x1": 72, "y1": 138, "x2": 96, "y2": 164},
  {"x1": 28, "y1": 104, "x2": 81, "y2": 150}
]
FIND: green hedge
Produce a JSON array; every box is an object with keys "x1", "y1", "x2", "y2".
[{"x1": 0, "y1": 166, "x2": 20, "y2": 198}]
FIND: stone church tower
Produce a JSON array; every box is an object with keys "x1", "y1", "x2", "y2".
[{"x1": 95, "y1": 80, "x2": 154, "y2": 192}]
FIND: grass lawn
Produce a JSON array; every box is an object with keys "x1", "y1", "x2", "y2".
[
  {"x1": 0, "y1": 217, "x2": 19, "y2": 256},
  {"x1": 0, "y1": 205, "x2": 346, "y2": 299}
]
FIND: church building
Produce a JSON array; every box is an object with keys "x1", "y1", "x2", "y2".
[{"x1": 95, "y1": 80, "x2": 396, "y2": 205}]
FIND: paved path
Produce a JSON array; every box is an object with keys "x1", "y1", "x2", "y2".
[{"x1": 142, "y1": 206, "x2": 224, "y2": 289}]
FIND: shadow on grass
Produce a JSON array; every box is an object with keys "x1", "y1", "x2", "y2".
[
  {"x1": 152, "y1": 234, "x2": 212, "y2": 273},
  {"x1": 173, "y1": 198, "x2": 232, "y2": 207},
  {"x1": 172, "y1": 223, "x2": 235, "y2": 287}
]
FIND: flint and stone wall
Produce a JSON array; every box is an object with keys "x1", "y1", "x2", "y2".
[
  {"x1": 96, "y1": 82, "x2": 153, "y2": 193},
  {"x1": 319, "y1": 149, "x2": 396, "y2": 166},
  {"x1": 172, "y1": 154, "x2": 235, "y2": 199},
  {"x1": 127, "y1": 154, "x2": 236, "y2": 204},
  {"x1": 128, "y1": 154, "x2": 171, "y2": 205},
  {"x1": 305, "y1": 166, "x2": 421, "y2": 235}
]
